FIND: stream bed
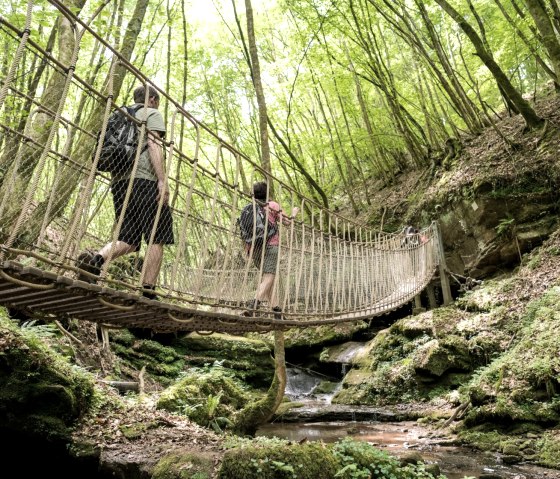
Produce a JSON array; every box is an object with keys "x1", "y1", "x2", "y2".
[
  {"x1": 256, "y1": 367, "x2": 560, "y2": 479},
  {"x1": 257, "y1": 419, "x2": 559, "y2": 479}
]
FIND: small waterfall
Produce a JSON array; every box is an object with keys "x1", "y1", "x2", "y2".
[
  {"x1": 285, "y1": 368, "x2": 322, "y2": 398},
  {"x1": 284, "y1": 342, "x2": 370, "y2": 405},
  {"x1": 285, "y1": 367, "x2": 341, "y2": 404}
]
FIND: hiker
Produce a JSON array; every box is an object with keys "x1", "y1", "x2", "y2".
[
  {"x1": 400, "y1": 225, "x2": 428, "y2": 276},
  {"x1": 76, "y1": 84, "x2": 173, "y2": 300},
  {"x1": 242, "y1": 181, "x2": 298, "y2": 319},
  {"x1": 400, "y1": 225, "x2": 428, "y2": 247}
]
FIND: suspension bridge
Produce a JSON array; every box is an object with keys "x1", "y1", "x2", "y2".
[{"x1": 0, "y1": 1, "x2": 451, "y2": 334}]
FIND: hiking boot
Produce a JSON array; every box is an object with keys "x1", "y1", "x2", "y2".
[
  {"x1": 76, "y1": 251, "x2": 103, "y2": 283},
  {"x1": 242, "y1": 299, "x2": 261, "y2": 317},
  {"x1": 272, "y1": 306, "x2": 283, "y2": 320},
  {"x1": 142, "y1": 284, "x2": 159, "y2": 301}
]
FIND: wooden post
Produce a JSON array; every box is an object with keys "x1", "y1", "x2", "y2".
[
  {"x1": 426, "y1": 284, "x2": 437, "y2": 308},
  {"x1": 434, "y1": 221, "x2": 453, "y2": 305},
  {"x1": 412, "y1": 294, "x2": 426, "y2": 315}
]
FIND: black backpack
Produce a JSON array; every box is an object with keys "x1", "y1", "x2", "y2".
[
  {"x1": 237, "y1": 203, "x2": 278, "y2": 246},
  {"x1": 94, "y1": 104, "x2": 146, "y2": 174}
]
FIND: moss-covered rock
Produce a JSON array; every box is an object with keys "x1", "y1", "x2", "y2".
[
  {"x1": 111, "y1": 332, "x2": 185, "y2": 386},
  {"x1": 460, "y1": 286, "x2": 560, "y2": 427},
  {"x1": 218, "y1": 438, "x2": 339, "y2": 479},
  {"x1": 153, "y1": 450, "x2": 218, "y2": 479},
  {"x1": 157, "y1": 366, "x2": 249, "y2": 431},
  {"x1": 175, "y1": 333, "x2": 274, "y2": 388},
  {"x1": 218, "y1": 437, "x2": 445, "y2": 479},
  {"x1": 413, "y1": 336, "x2": 472, "y2": 377},
  {"x1": 0, "y1": 316, "x2": 96, "y2": 442}
]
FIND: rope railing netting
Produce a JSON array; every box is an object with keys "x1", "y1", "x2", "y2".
[{"x1": 0, "y1": 1, "x2": 441, "y2": 330}]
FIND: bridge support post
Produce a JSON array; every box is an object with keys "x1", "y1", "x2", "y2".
[
  {"x1": 426, "y1": 284, "x2": 437, "y2": 309},
  {"x1": 412, "y1": 294, "x2": 426, "y2": 315},
  {"x1": 434, "y1": 221, "x2": 453, "y2": 306}
]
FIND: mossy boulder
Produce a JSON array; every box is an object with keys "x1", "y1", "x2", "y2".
[
  {"x1": 111, "y1": 330, "x2": 185, "y2": 386},
  {"x1": 0, "y1": 316, "x2": 95, "y2": 442},
  {"x1": 218, "y1": 440, "x2": 338, "y2": 479},
  {"x1": 461, "y1": 286, "x2": 560, "y2": 427},
  {"x1": 157, "y1": 367, "x2": 249, "y2": 430},
  {"x1": 276, "y1": 321, "x2": 369, "y2": 349},
  {"x1": 176, "y1": 333, "x2": 274, "y2": 388},
  {"x1": 218, "y1": 437, "x2": 444, "y2": 479},
  {"x1": 153, "y1": 450, "x2": 218, "y2": 479},
  {"x1": 413, "y1": 336, "x2": 472, "y2": 378}
]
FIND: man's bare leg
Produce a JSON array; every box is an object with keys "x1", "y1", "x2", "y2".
[
  {"x1": 98, "y1": 240, "x2": 137, "y2": 262},
  {"x1": 143, "y1": 243, "x2": 163, "y2": 286},
  {"x1": 256, "y1": 273, "x2": 279, "y2": 307}
]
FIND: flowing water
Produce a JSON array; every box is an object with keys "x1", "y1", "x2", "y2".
[{"x1": 257, "y1": 364, "x2": 560, "y2": 479}]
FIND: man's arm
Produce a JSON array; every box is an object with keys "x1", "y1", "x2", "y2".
[
  {"x1": 147, "y1": 130, "x2": 169, "y2": 204},
  {"x1": 280, "y1": 205, "x2": 299, "y2": 226}
]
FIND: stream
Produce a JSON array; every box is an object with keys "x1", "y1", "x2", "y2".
[{"x1": 256, "y1": 365, "x2": 560, "y2": 479}]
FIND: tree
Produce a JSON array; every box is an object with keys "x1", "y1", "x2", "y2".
[
  {"x1": 523, "y1": 0, "x2": 560, "y2": 90},
  {"x1": 230, "y1": 0, "x2": 287, "y2": 434},
  {"x1": 433, "y1": 0, "x2": 544, "y2": 130}
]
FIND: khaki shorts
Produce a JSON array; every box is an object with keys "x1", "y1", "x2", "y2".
[{"x1": 251, "y1": 245, "x2": 279, "y2": 274}]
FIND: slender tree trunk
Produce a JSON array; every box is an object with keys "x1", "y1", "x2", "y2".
[
  {"x1": 232, "y1": 0, "x2": 326, "y2": 205},
  {"x1": 493, "y1": 0, "x2": 557, "y2": 86},
  {"x1": 433, "y1": 0, "x2": 544, "y2": 129},
  {"x1": 14, "y1": 0, "x2": 150, "y2": 245},
  {"x1": 245, "y1": 0, "x2": 271, "y2": 176},
  {"x1": 235, "y1": 0, "x2": 286, "y2": 432},
  {"x1": 0, "y1": 25, "x2": 58, "y2": 175},
  {"x1": 524, "y1": 0, "x2": 560, "y2": 87},
  {"x1": 0, "y1": 0, "x2": 87, "y2": 241}
]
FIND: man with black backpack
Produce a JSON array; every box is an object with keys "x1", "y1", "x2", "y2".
[
  {"x1": 240, "y1": 181, "x2": 298, "y2": 319},
  {"x1": 76, "y1": 85, "x2": 174, "y2": 300}
]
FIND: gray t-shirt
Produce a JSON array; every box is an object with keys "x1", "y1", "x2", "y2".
[{"x1": 112, "y1": 104, "x2": 166, "y2": 183}]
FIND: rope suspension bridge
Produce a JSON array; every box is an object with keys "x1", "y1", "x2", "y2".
[{"x1": 0, "y1": 1, "x2": 450, "y2": 335}]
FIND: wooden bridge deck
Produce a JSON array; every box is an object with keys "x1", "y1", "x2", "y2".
[{"x1": 0, "y1": 261, "x2": 436, "y2": 334}]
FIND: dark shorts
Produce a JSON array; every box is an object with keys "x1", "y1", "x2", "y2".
[
  {"x1": 111, "y1": 179, "x2": 174, "y2": 248},
  {"x1": 251, "y1": 245, "x2": 279, "y2": 274}
]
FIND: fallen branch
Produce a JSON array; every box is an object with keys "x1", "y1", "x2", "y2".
[
  {"x1": 55, "y1": 320, "x2": 82, "y2": 345},
  {"x1": 440, "y1": 400, "x2": 470, "y2": 429}
]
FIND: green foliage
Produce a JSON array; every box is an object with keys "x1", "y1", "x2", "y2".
[
  {"x1": 332, "y1": 439, "x2": 445, "y2": 479},
  {"x1": 157, "y1": 364, "x2": 248, "y2": 431},
  {"x1": 218, "y1": 440, "x2": 339, "y2": 479},
  {"x1": 495, "y1": 216, "x2": 515, "y2": 237}
]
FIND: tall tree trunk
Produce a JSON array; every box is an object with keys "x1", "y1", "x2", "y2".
[
  {"x1": 13, "y1": 0, "x2": 150, "y2": 246},
  {"x1": 245, "y1": 0, "x2": 271, "y2": 176},
  {"x1": 524, "y1": 0, "x2": 560, "y2": 88},
  {"x1": 433, "y1": 0, "x2": 544, "y2": 129},
  {"x1": 235, "y1": 0, "x2": 286, "y2": 432},
  {"x1": 0, "y1": 24, "x2": 58, "y2": 175},
  {"x1": 493, "y1": 0, "x2": 557, "y2": 87},
  {"x1": 0, "y1": 0, "x2": 87, "y2": 242},
  {"x1": 231, "y1": 0, "x2": 327, "y2": 205}
]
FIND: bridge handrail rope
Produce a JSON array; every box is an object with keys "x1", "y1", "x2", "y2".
[{"x1": 0, "y1": 1, "x2": 448, "y2": 333}]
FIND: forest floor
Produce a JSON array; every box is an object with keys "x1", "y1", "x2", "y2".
[{"x1": 71, "y1": 93, "x2": 560, "y2": 475}]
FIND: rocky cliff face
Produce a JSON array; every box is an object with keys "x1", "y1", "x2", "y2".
[
  {"x1": 432, "y1": 191, "x2": 558, "y2": 278},
  {"x1": 358, "y1": 94, "x2": 560, "y2": 282}
]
